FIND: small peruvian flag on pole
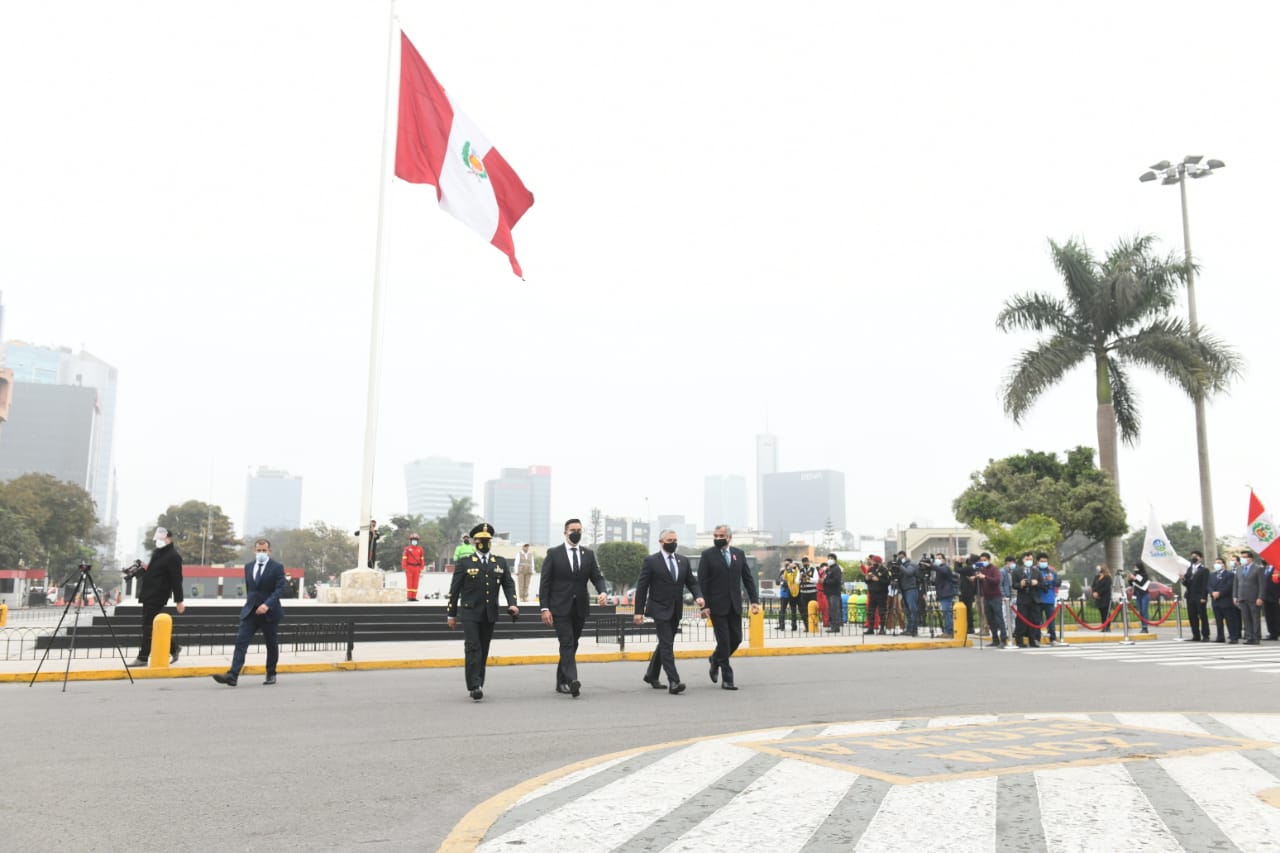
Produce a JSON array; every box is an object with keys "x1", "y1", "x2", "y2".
[
  {"x1": 395, "y1": 32, "x2": 534, "y2": 277},
  {"x1": 1246, "y1": 489, "x2": 1280, "y2": 566}
]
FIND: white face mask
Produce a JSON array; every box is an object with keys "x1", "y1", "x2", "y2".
[
  {"x1": 1214, "y1": 563, "x2": 1225, "y2": 570},
  {"x1": 1023, "y1": 559, "x2": 1033, "y2": 567},
  {"x1": 154, "y1": 538, "x2": 166, "y2": 548},
  {"x1": 255, "y1": 552, "x2": 269, "y2": 564},
  {"x1": 826, "y1": 559, "x2": 835, "y2": 567},
  {"x1": 410, "y1": 540, "x2": 418, "y2": 546}
]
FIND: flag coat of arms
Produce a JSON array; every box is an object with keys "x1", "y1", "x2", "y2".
[
  {"x1": 1246, "y1": 490, "x2": 1280, "y2": 567},
  {"x1": 395, "y1": 32, "x2": 534, "y2": 276}
]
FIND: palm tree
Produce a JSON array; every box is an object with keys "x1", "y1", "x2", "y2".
[
  {"x1": 997, "y1": 235, "x2": 1240, "y2": 571},
  {"x1": 435, "y1": 496, "x2": 481, "y2": 568}
]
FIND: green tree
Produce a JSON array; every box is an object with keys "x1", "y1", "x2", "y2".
[
  {"x1": 997, "y1": 235, "x2": 1241, "y2": 572},
  {"x1": 435, "y1": 497, "x2": 480, "y2": 568},
  {"x1": 149, "y1": 500, "x2": 241, "y2": 564},
  {"x1": 973, "y1": 515, "x2": 1063, "y2": 567},
  {"x1": 595, "y1": 541, "x2": 648, "y2": 593},
  {"x1": 0, "y1": 473, "x2": 101, "y2": 573},
  {"x1": 0, "y1": 505, "x2": 42, "y2": 569},
  {"x1": 953, "y1": 447, "x2": 1126, "y2": 557},
  {"x1": 376, "y1": 515, "x2": 443, "y2": 572}
]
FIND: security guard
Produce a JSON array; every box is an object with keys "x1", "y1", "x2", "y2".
[{"x1": 447, "y1": 522, "x2": 518, "y2": 700}]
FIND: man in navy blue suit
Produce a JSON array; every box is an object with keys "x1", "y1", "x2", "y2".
[
  {"x1": 634, "y1": 529, "x2": 704, "y2": 694},
  {"x1": 213, "y1": 538, "x2": 287, "y2": 686}
]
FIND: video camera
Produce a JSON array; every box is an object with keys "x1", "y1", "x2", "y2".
[
  {"x1": 121, "y1": 559, "x2": 144, "y2": 579},
  {"x1": 78, "y1": 561, "x2": 92, "y2": 573}
]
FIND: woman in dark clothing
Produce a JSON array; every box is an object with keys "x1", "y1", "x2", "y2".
[{"x1": 1091, "y1": 565, "x2": 1114, "y2": 631}]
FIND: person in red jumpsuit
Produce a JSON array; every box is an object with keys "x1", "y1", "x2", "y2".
[{"x1": 402, "y1": 533, "x2": 426, "y2": 601}]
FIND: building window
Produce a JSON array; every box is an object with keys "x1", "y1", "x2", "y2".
[
  {"x1": 0, "y1": 578, "x2": 14, "y2": 593},
  {"x1": 957, "y1": 538, "x2": 969, "y2": 554}
]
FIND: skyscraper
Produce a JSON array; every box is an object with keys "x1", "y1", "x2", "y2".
[
  {"x1": 761, "y1": 470, "x2": 846, "y2": 545},
  {"x1": 755, "y1": 433, "x2": 778, "y2": 530},
  {"x1": 404, "y1": 456, "x2": 475, "y2": 520},
  {"x1": 483, "y1": 465, "x2": 551, "y2": 545},
  {"x1": 243, "y1": 467, "x2": 303, "y2": 537},
  {"x1": 704, "y1": 474, "x2": 749, "y2": 531}
]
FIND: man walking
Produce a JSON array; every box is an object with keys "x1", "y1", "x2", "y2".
[
  {"x1": 539, "y1": 519, "x2": 607, "y2": 697},
  {"x1": 1235, "y1": 549, "x2": 1264, "y2": 645},
  {"x1": 213, "y1": 538, "x2": 287, "y2": 686},
  {"x1": 401, "y1": 533, "x2": 425, "y2": 601},
  {"x1": 698, "y1": 526, "x2": 761, "y2": 690},
  {"x1": 514, "y1": 543, "x2": 537, "y2": 603},
  {"x1": 634, "y1": 529, "x2": 703, "y2": 694},
  {"x1": 129, "y1": 526, "x2": 185, "y2": 667},
  {"x1": 447, "y1": 523, "x2": 518, "y2": 701},
  {"x1": 1182, "y1": 550, "x2": 1210, "y2": 642}
]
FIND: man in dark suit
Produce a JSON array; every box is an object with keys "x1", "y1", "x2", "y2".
[
  {"x1": 539, "y1": 517, "x2": 608, "y2": 697},
  {"x1": 1209, "y1": 557, "x2": 1240, "y2": 643},
  {"x1": 1182, "y1": 550, "x2": 1210, "y2": 642},
  {"x1": 634, "y1": 528, "x2": 704, "y2": 694},
  {"x1": 1235, "y1": 549, "x2": 1264, "y2": 644},
  {"x1": 698, "y1": 525, "x2": 760, "y2": 690},
  {"x1": 447, "y1": 522, "x2": 518, "y2": 701},
  {"x1": 129, "y1": 526, "x2": 185, "y2": 667},
  {"x1": 213, "y1": 538, "x2": 287, "y2": 686}
]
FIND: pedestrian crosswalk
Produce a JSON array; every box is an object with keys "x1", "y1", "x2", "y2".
[{"x1": 1033, "y1": 639, "x2": 1280, "y2": 675}]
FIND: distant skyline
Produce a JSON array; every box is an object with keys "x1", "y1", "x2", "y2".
[{"x1": 2, "y1": 1, "x2": 1275, "y2": 564}]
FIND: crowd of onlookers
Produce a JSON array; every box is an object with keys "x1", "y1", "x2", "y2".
[{"x1": 770, "y1": 548, "x2": 1280, "y2": 649}]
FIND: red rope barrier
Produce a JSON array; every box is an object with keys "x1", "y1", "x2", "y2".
[
  {"x1": 1010, "y1": 603, "x2": 1062, "y2": 630},
  {"x1": 1063, "y1": 602, "x2": 1123, "y2": 631},
  {"x1": 1129, "y1": 599, "x2": 1180, "y2": 626}
]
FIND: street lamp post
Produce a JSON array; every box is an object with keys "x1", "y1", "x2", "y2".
[{"x1": 1139, "y1": 155, "x2": 1225, "y2": 561}]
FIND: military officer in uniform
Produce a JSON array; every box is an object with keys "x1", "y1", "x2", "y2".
[{"x1": 447, "y1": 522, "x2": 518, "y2": 700}]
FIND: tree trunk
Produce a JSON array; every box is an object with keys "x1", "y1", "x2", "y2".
[{"x1": 1095, "y1": 354, "x2": 1124, "y2": 573}]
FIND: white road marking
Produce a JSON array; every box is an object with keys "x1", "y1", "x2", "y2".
[
  {"x1": 512, "y1": 753, "x2": 633, "y2": 807},
  {"x1": 820, "y1": 720, "x2": 904, "y2": 737},
  {"x1": 1111, "y1": 713, "x2": 1207, "y2": 735},
  {"x1": 927, "y1": 714, "x2": 999, "y2": 727},
  {"x1": 855, "y1": 776, "x2": 996, "y2": 853},
  {"x1": 662, "y1": 759, "x2": 855, "y2": 853},
  {"x1": 1036, "y1": 763, "x2": 1181, "y2": 853},
  {"x1": 1160, "y1": 751, "x2": 1280, "y2": 851}
]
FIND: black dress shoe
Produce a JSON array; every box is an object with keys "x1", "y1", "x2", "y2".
[
  {"x1": 708, "y1": 655, "x2": 718, "y2": 684},
  {"x1": 212, "y1": 673, "x2": 238, "y2": 687},
  {"x1": 263, "y1": 675, "x2": 277, "y2": 685},
  {"x1": 170, "y1": 645, "x2": 181, "y2": 665},
  {"x1": 469, "y1": 688, "x2": 484, "y2": 701},
  {"x1": 721, "y1": 682, "x2": 738, "y2": 691},
  {"x1": 569, "y1": 680, "x2": 581, "y2": 697},
  {"x1": 556, "y1": 683, "x2": 571, "y2": 694},
  {"x1": 643, "y1": 676, "x2": 666, "y2": 689},
  {"x1": 1229, "y1": 639, "x2": 1239, "y2": 644},
  {"x1": 668, "y1": 682, "x2": 686, "y2": 695}
]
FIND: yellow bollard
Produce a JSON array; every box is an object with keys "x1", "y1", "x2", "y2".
[
  {"x1": 808, "y1": 600, "x2": 820, "y2": 633},
  {"x1": 749, "y1": 606, "x2": 763, "y2": 649},
  {"x1": 954, "y1": 602, "x2": 968, "y2": 647},
  {"x1": 149, "y1": 612, "x2": 173, "y2": 667},
  {"x1": 0, "y1": 603, "x2": 7, "y2": 627}
]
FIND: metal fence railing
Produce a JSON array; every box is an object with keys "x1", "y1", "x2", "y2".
[{"x1": 0, "y1": 621, "x2": 355, "y2": 662}]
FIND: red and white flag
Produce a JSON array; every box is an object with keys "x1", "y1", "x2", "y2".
[
  {"x1": 395, "y1": 32, "x2": 534, "y2": 277},
  {"x1": 1246, "y1": 489, "x2": 1280, "y2": 566}
]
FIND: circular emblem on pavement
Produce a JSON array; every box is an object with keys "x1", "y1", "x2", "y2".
[{"x1": 443, "y1": 712, "x2": 1280, "y2": 852}]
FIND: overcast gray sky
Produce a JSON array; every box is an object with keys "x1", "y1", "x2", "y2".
[{"x1": 1, "y1": 0, "x2": 1276, "y2": 556}]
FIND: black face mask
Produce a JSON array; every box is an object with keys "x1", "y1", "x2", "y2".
[
  {"x1": 713, "y1": 538, "x2": 729, "y2": 550},
  {"x1": 567, "y1": 531, "x2": 582, "y2": 544},
  {"x1": 662, "y1": 541, "x2": 678, "y2": 554},
  {"x1": 475, "y1": 540, "x2": 490, "y2": 553}
]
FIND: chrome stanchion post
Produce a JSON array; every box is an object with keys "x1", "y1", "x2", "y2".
[
  {"x1": 1174, "y1": 596, "x2": 1186, "y2": 641},
  {"x1": 1120, "y1": 595, "x2": 1134, "y2": 646}
]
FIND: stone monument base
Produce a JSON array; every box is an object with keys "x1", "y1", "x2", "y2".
[{"x1": 322, "y1": 567, "x2": 407, "y2": 603}]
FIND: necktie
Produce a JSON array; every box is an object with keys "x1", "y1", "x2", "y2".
[
  {"x1": 571, "y1": 548, "x2": 579, "y2": 574},
  {"x1": 668, "y1": 555, "x2": 678, "y2": 581},
  {"x1": 723, "y1": 550, "x2": 731, "y2": 566},
  {"x1": 254, "y1": 563, "x2": 262, "y2": 582}
]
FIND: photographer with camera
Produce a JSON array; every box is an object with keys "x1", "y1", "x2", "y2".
[
  {"x1": 128, "y1": 527, "x2": 185, "y2": 667},
  {"x1": 894, "y1": 552, "x2": 921, "y2": 636}
]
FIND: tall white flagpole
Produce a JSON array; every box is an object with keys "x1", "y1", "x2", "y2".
[{"x1": 356, "y1": 1, "x2": 401, "y2": 569}]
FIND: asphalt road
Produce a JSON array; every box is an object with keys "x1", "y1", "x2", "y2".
[{"x1": 2, "y1": 642, "x2": 1275, "y2": 852}]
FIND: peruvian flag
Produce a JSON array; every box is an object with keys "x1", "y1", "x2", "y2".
[
  {"x1": 1246, "y1": 489, "x2": 1280, "y2": 566},
  {"x1": 395, "y1": 32, "x2": 534, "y2": 277}
]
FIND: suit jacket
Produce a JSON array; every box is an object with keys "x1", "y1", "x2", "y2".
[
  {"x1": 634, "y1": 550, "x2": 700, "y2": 622},
  {"x1": 699, "y1": 547, "x2": 759, "y2": 615},
  {"x1": 1209, "y1": 568, "x2": 1236, "y2": 602},
  {"x1": 1010, "y1": 566, "x2": 1043, "y2": 605},
  {"x1": 1235, "y1": 561, "x2": 1264, "y2": 601},
  {"x1": 241, "y1": 558, "x2": 286, "y2": 623},
  {"x1": 448, "y1": 553, "x2": 516, "y2": 621},
  {"x1": 1183, "y1": 562, "x2": 1209, "y2": 600},
  {"x1": 539, "y1": 543, "x2": 606, "y2": 618}
]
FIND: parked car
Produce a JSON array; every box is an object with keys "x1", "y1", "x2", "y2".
[{"x1": 1125, "y1": 581, "x2": 1174, "y2": 601}]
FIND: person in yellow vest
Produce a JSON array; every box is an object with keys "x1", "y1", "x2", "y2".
[
  {"x1": 777, "y1": 559, "x2": 802, "y2": 631},
  {"x1": 401, "y1": 533, "x2": 426, "y2": 601}
]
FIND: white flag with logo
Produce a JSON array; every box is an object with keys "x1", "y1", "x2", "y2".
[{"x1": 1142, "y1": 505, "x2": 1185, "y2": 583}]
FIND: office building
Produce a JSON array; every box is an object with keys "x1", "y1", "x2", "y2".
[
  {"x1": 404, "y1": 456, "x2": 475, "y2": 520},
  {"x1": 656, "y1": 514, "x2": 697, "y2": 551},
  {"x1": 704, "y1": 474, "x2": 749, "y2": 531},
  {"x1": 0, "y1": 383, "x2": 99, "y2": 493},
  {"x1": 631, "y1": 521, "x2": 651, "y2": 548},
  {"x1": 761, "y1": 470, "x2": 846, "y2": 545},
  {"x1": 604, "y1": 516, "x2": 628, "y2": 543},
  {"x1": 755, "y1": 434, "x2": 778, "y2": 530},
  {"x1": 243, "y1": 467, "x2": 303, "y2": 537},
  {"x1": 484, "y1": 465, "x2": 551, "y2": 545}
]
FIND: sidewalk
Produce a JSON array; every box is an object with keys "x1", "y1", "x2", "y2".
[{"x1": 0, "y1": 622, "x2": 1158, "y2": 683}]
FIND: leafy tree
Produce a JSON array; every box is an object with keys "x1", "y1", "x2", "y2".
[
  {"x1": 0, "y1": 505, "x2": 42, "y2": 570},
  {"x1": 435, "y1": 496, "x2": 480, "y2": 568},
  {"x1": 0, "y1": 473, "x2": 101, "y2": 573},
  {"x1": 997, "y1": 235, "x2": 1240, "y2": 570},
  {"x1": 239, "y1": 522, "x2": 367, "y2": 586},
  {"x1": 953, "y1": 447, "x2": 1126, "y2": 555},
  {"x1": 376, "y1": 515, "x2": 443, "y2": 572},
  {"x1": 149, "y1": 500, "x2": 241, "y2": 564},
  {"x1": 595, "y1": 541, "x2": 648, "y2": 593},
  {"x1": 972, "y1": 514, "x2": 1063, "y2": 567}
]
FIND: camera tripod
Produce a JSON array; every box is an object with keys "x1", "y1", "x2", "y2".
[{"x1": 29, "y1": 565, "x2": 134, "y2": 691}]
